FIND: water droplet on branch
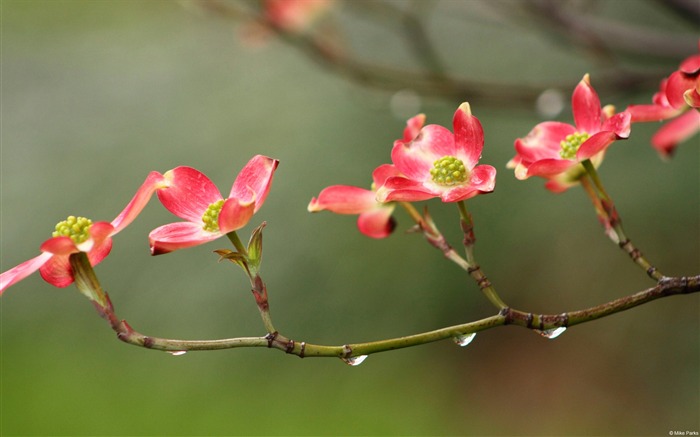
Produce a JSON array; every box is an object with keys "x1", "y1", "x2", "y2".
[
  {"x1": 167, "y1": 350, "x2": 188, "y2": 356},
  {"x1": 453, "y1": 333, "x2": 477, "y2": 347},
  {"x1": 535, "y1": 327, "x2": 567, "y2": 339},
  {"x1": 341, "y1": 355, "x2": 368, "y2": 366}
]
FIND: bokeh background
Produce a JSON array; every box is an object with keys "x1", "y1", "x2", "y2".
[{"x1": 1, "y1": 1, "x2": 698, "y2": 435}]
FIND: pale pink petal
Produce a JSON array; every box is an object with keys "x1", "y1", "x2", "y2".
[
  {"x1": 229, "y1": 155, "x2": 279, "y2": 212},
  {"x1": 149, "y1": 222, "x2": 221, "y2": 255},
  {"x1": 402, "y1": 114, "x2": 426, "y2": 142},
  {"x1": 524, "y1": 158, "x2": 576, "y2": 178},
  {"x1": 111, "y1": 171, "x2": 168, "y2": 234},
  {"x1": 626, "y1": 104, "x2": 680, "y2": 122},
  {"x1": 391, "y1": 125, "x2": 455, "y2": 181},
  {"x1": 572, "y1": 74, "x2": 602, "y2": 134},
  {"x1": 218, "y1": 197, "x2": 256, "y2": 233},
  {"x1": 157, "y1": 166, "x2": 222, "y2": 223},
  {"x1": 452, "y1": 102, "x2": 484, "y2": 168},
  {"x1": 308, "y1": 186, "x2": 377, "y2": 214},
  {"x1": 652, "y1": 110, "x2": 700, "y2": 157},
  {"x1": 357, "y1": 205, "x2": 396, "y2": 239},
  {"x1": 0, "y1": 252, "x2": 53, "y2": 294},
  {"x1": 576, "y1": 131, "x2": 617, "y2": 161}
]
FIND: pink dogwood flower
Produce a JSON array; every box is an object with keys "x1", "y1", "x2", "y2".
[
  {"x1": 376, "y1": 103, "x2": 497, "y2": 203},
  {"x1": 264, "y1": 0, "x2": 334, "y2": 33},
  {"x1": 508, "y1": 74, "x2": 631, "y2": 193},
  {"x1": 308, "y1": 164, "x2": 401, "y2": 239},
  {"x1": 307, "y1": 114, "x2": 425, "y2": 238},
  {"x1": 149, "y1": 155, "x2": 279, "y2": 255},
  {"x1": 626, "y1": 45, "x2": 700, "y2": 158},
  {"x1": 0, "y1": 172, "x2": 168, "y2": 294}
]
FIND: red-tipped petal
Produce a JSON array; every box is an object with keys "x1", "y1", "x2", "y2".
[
  {"x1": 357, "y1": 205, "x2": 396, "y2": 239},
  {"x1": 402, "y1": 114, "x2": 426, "y2": 142},
  {"x1": 375, "y1": 176, "x2": 436, "y2": 202},
  {"x1": 576, "y1": 131, "x2": 618, "y2": 161},
  {"x1": 85, "y1": 222, "x2": 115, "y2": 267},
  {"x1": 40, "y1": 236, "x2": 80, "y2": 256},
  {"x1": 0, "y1": 252, "x2": 53, "y2": 294},
  {"x1": 391, "y1": 124, "x2": 454, "y2": 180},
  {"x1": 666, "y1": 71, "x2": 697, "y2": 109},
  {"x1": 218, "y1": 197, "x2": 256, "y2": 233},
  {"x1": 372, "y1": 164, "x2": 402, "y2": 187},
  {"x1": 39, "y1": 254, "x2": 74, "y2": 288},
  {"x1": 514, "y1": 122, "x2": 576, "y2": 162},
  {"x1": 157, "y1": 166, "x2": 222, "y2": 223},
  {"x1": 453, "y1": 102, "x2": 484, "y2": 168},
  {"x1": 572, "y1": 74, "x2": 602, "y2": 134},
  {"x1": 524, "y1": 158, "x2": 576, "y2": 178},
  {"x1": 308, "y1": 185, "x2": 377, "y2": 214},
  {"x1": 229, "y1": 155, "x2": 279, "y2": 212},
  {"x1": 679, "y1": 53, "x2": 700, "y2": 74},
  {"x1": 149, "y1": 222, "x2": 221, "y2": 255},
  {"x1": 439, "y1": 165, "x2": 496, "y2": 202},
  {"x1": 651, "y1": 110, "x2": 700, "y2": 157},
  {"x1": 111, "y1": 171, "x2": 168, "y2": 234}
]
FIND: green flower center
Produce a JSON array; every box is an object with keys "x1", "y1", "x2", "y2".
[
  {"x1": 559, "y1": 132, "x2": 590, "y2": 160},
  {"x1": 430, "y1": 156, "x2": 468, "y2": 186},
  {"x1": 52, "y1": 216, "x2": 93, "y2": 244},
  {"x1": 202, "y1": 199, "x2": 225, "y2": 232}
]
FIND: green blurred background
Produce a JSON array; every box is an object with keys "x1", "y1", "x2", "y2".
[{"x1": 1, "y1": 1, "x2": 698, "y2": 435}]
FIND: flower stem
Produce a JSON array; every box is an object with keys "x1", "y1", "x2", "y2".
[
  {"x1": 69, "y1": 252, "x2": 109, "y2": 309},
  {"x1": 581, "y1": 160, "x2": 663, "y2": 280},
  {"x1": 457, "y1": 201, "x2": 508, "y2": 310},
  {"x1": 227, "y1": 231, "x2": 248, "y2": 256}
]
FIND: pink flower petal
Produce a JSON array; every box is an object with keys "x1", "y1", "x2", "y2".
[
  {"x1": 576, "y1": 131, "x2": 617, "y2": 161},
  {"x1": 357, "y1": 205, "x2": 396, "y2": 239},
  {"x1": 572, "y1": 74, "x2": 602, "y2": 134},
  {"x1": 149, "y1": 221, "x2": 222, "y2": 255},
  {"x1": 229, "y1": 155, "x2": 279, "y2": 212},
  {"x1": 40, "y1": 236, "x2": 80, "y2": 255},
  {"x1": 679, "y1": 53, "x2": 700, "y2": 74},
  {"x1": 524, "y1": 158, "x2": 576, "y2": 179},
  {"x1": 439, "y1": 165, "x2": 496, "y2": 202},
  {"x1": 86, "y1": 222, "x2": 116, "y2": 267},
  {"x1": 402, "y1": 114, "x2": 426, "y2": 142},
  {"x1": 375, "y1": 176, "x2": 437, "y2": 202},
  {"x1": 218, "y1": 197, "x2": 257, "y2": 233},
  {"x1": 372, "y1": 164, "x2": 402, "y2": 187},
  {"x1": 157, "y1": 166, "x2": 223, "y2": 223},
  {"x1": 514, "y1": 122, "x2": 575, "y2": 162},
  {"x1": 684, "y1": 89, "x2": 700, "y2": 108},
  {"x1": 652, "y1": 109, "x2": 700, "y2": 157},
  {"x1": 626, "y1": 104, "x2": 680, "y2": 122},
  {"x1": 601, "y1": 111, "x2": 631, "y2": 138},
  {"x1": 308, "y1": 185, "x2": 378, "y2": 214},
  {"x1": 666, "y1": 70, "x2": 697, "y2": 109},
  {"x1": 111, "y1": 171, "x2": 168, "y2": 234},
  {"x1": 0, "y1": 252, "x2": 53, "y2": 294},
  {"x1": 453, "y1": 102, "x2": 484, "y2": 168},
  {"x1": 39, "y1": 254, "x2": 74, "y2": 288},
  {"x1": 391, "y1": 124, "x2": 455, "y2": 181}
]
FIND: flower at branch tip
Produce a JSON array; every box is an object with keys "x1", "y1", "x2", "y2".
[
  {"x1": 507, "y1": 74, "x2": 631, "y2": 193},
  {"x1": 308, "y1": 164, "x2": 401, "y2": 239},
  {"x1": 626, "y1": 43, "x2": 700, "y2": 158},
  {"x1": 264, "y1": 0, "x2": 334, "y2": 33},
  {"x1": 375, "y1": 103, "x2": 496, "y2": 203},
  {"x1": 0, "y1": 172, "x2": 168, "y2": 294},
  {"x1": 149, "y1": 155, "x2": 279, "y2": 255}
]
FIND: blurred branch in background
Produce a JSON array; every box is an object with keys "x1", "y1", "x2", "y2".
[{"x1": 188, "y1": 0, "x2": 698, "y2": 107}]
